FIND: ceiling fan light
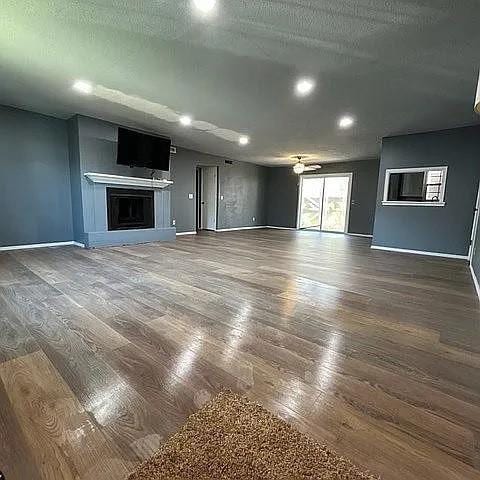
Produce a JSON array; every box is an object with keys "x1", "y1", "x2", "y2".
[{"x1": 293, "y1": 162, "x2": 305, "y2": 174}]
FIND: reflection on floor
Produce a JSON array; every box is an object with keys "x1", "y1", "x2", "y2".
[{"x1": 0, "y1": 229, "x2": 479, "y2": 480}]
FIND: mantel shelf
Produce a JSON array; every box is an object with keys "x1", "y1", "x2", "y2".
[{"x1": 84, "y1": 172, "x2": 173, "y2": 189}]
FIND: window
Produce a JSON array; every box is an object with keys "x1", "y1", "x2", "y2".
[{"x1": 383, "y1": 166, "x2": 448, "y2": 206}]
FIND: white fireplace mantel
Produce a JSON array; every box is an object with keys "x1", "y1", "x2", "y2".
[{"x1": 84, "y1": 172, "x2": 173, "y2": 189}]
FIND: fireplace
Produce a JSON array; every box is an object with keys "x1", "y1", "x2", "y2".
[{"x1": 107, "y1": 188, "x2": 154, "y2": 231}]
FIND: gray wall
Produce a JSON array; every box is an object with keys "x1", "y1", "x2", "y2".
[
  {"x1": 70, "y1": 116, "x2": 174, "y2": 247},
  {"x1": 67, "y1": 116, "x2": 84, "y2": 243},
  {"x1": 219, "y1": 161, "x2": 267, "y2": 230},
  {"x1": 372, "y1": 126, "x2": 480, "y2": 256},
  {"x1": 266, "y1": 159, "x2": 380, "y2": 235},
  {"x1": 171, "y1": 148, "x2": 267, "y2": 233},
  {"x1": 0, "y1": 106, "x2": 269, "y2": 246},
  {"x1": 0, "y1": 106, "x2": 73, "y2": 247},
  {"x1": 265, "y1": 167, "x2": 300, "y2": 229},
  {"x1": 70, "y1": 116, "x2": 268, "y2": 237}
]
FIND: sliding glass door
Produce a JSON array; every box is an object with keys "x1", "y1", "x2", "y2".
[{"x1": 298, "y1": 174, "x2": 352, "y2": 233}]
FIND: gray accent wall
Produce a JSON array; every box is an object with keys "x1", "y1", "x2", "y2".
[
  {"x1": 0, "y1": 106, "x2": 73, "y2": 247},
  {"x1": 372, "y1": 126, "x2": 480, "y2": 256},
  {"x1": 265, "y1": 167, "x2": 300, "y2": 229},
  {"x1": 219, "y1": 161, "x2": 267, "y2": 230},
  {"x1": 266, "y1": 159, "x2": 380, "y2": 235},
  {"x1": 171, "y1": 148, "x2": 267, "y2": 233}
]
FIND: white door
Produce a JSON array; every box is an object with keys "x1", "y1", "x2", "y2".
[
  {"x1": 298, "y1": 173, "x2": 353, "y2": 233},
  {"x1": 200, "y1": 166, "x2": 218, "y2": 230},
  {"x1": 469, "y1": 182, "x2": 480, "y2": 262}
]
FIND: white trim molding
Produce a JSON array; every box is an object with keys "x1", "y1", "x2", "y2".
[
  {"x1": 347, "y1": 232, "x2": 373, "y2": 238},
  {"x1": 176, "y1": 231, "x2": 197, "y2": 236},
  {"x1": 382, "y1": 201, "x2": 445, "y2": 207},
  {"x1": 382, "y1": 166, "x2": 448, "y2": 207},
  {"x1": 297, "y1": 172, "x2": 353, "y2": 232},
  {"x1": 265, "y1": 226, "x2": 372, "y2": 237},
  {"x1": 470, "y1": 265, "x2": 480, "y2": 300},
  {"x1": 84, "y1": 172, "x2": 173, "y2": 189},
  {"x1": 475, "y1": 71, "x2": 480, "y2": 114},
  {"x1": 266, "y1": 226, "x2": 298, "y2": 230},
  {"x1": 0, "y1": 241, "x2": 84, "y2": 252},
  {"x1": 215, "y1": 226, "x2": 267, "y2": 232},
  {"x1": 468, "y1": 182, "x2": 480, "y2": 261},
  {"x1": 371, "y1": 245, "x2": 468, "y2": 260}
]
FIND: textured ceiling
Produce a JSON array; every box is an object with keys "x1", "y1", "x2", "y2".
[{"x1": 1, "y1": 0, "x2": 479, "y2": 165}]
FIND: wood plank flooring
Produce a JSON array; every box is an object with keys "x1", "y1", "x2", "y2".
[{"x1": 0, "y1": 229, "x2": 479, "y2": 479}]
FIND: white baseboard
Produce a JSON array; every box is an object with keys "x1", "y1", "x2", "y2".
[
  {"x1": 470, "y1": 264, "x2": 480, "y2": 300},
  {"x1": 265, "y1": 227, "x2": 372, "y2": 238},
  {"x1": 0, "y1": 241, "x2": 84, "y2": 252},
  {"x1": 266, "y1": 226, "x2": 298, "y2": 230},
  {"x1": 347, "y1": 232, "x2": 373, "y2": 238},
  {"x1": 176, "y1": 231, "x2": 197, "y2": 236},
  {"x1": 216, "y1": 226, "x2": 267, "y2": 232},
  {"x1": 371, "y1": 245, "x2": 468, "y2": 260}
]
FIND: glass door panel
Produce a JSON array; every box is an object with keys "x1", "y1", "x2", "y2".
[
  {"x1": 299, "y1": 174, "x2": 351, "y2": 233},
  {"x1": 321, "y1": 176, "x2": 350, "y2": 232},
  {"x1": 299, "y1": 177, "x2": 324, "y2": 229}
]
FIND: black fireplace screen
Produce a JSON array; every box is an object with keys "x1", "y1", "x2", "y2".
[{"x1": 107, "y1": 188, "x2": 154, "y2": 231}]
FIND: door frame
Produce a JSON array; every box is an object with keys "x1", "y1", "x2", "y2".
[
  {"x1": 196, "y1": 165, "x2": 219, "y2": 231},
  {"x1": 297, "y1": 172, "x2": 353, "y2": 233},
  {"x1": 469, "y1": 181, "x2": 480, "y2": 262}
]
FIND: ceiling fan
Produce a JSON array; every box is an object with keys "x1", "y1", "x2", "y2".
[{"x1": 293, "y1": 156, "x2": 322, "y2": 174}]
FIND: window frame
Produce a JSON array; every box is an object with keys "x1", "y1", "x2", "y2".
[{"x1": 382, "y1": 166, "x2": 448, "y2": 207}]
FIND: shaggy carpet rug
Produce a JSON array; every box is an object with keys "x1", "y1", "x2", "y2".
[{"x1": 128, "y1": 391, "x2": 377, "y2": 480}]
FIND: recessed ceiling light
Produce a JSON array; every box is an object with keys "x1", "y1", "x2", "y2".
[
  {"x1": 239, "y1": 135, "x2": 250, "y2": 146},
  {"x1": 338, "y1": 115, "x2": 355, "y2": 129},
  {"x1": 193, "y1": 0, "x2": 216, "y2": 15},
  {"x1": 179, "y1": 115, "x2": 193, "y2": 126},
  {"x1": 72, "y1": 80, "x2": 93, "y2": 94},
  {"x1": 295, "y1": 77, "x2": 315, "y2": 97}
]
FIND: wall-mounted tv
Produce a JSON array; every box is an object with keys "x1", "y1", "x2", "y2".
[{"x1": 117, "y1": 127, "x2": 171, "y2": 171}]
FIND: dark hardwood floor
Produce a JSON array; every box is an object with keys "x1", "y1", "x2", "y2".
[{"x1": 0, "y1": 229, "x2": 479, "y2": 480}]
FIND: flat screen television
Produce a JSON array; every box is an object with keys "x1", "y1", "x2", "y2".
[{"x1": 117, "y1": 127, "x2": 171, "y2": 171}]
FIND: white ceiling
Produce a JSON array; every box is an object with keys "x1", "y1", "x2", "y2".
[{"x1": 1, "y1": 0, "x2": 479, "y2": 165}]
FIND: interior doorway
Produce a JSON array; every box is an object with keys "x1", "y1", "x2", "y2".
[
  {"x1": 297, "y1": 173, "x2": 353, "y2": 233},
  {"x1": 196, "y1": 166, "x2": 218, "y2": 231}
]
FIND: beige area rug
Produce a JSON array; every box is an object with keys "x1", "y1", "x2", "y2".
[{"x1": 128, "y1": 391, "x2": 377, "y2": 480}]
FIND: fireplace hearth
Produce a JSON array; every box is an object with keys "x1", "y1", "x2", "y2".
[{"x1": 107, "y1": 188, "x2": 154, "y2": 231}]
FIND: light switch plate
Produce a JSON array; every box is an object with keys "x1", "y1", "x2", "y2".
[
  {"x1": 220, "y1": 195, "x2": 224, "y2": 200},
  {"x1": 188, "y1": 193, "x2": 194, "y2": 199}
]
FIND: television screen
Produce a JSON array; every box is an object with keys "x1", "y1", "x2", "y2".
[{"x1": 117, "y1": 127, "x2": 171, "y2": 171}]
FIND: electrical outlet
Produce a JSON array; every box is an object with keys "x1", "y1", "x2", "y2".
[
  {"x1": 252, "y1": 216, "x2": 256, "y2": 222},
  {"x1": 172, "y1": 219, "x2": 176, "y2": 226}
]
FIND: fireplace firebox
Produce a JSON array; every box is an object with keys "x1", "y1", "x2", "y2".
[{"x1": 107, "y1": 188, "x2": 154, "y2": 231}]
